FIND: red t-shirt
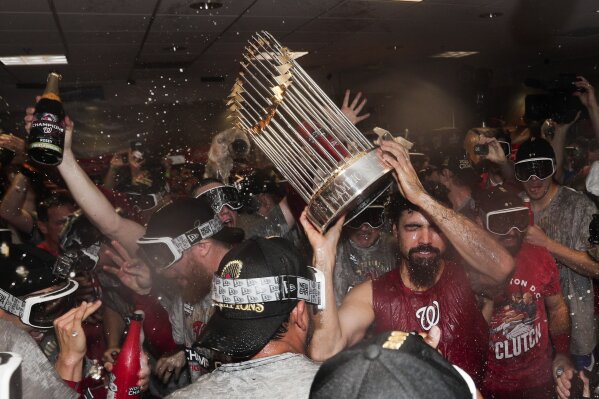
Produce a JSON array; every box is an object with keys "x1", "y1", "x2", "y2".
[
  {"x1": 372, "y1": 261, "x2": 488, "y2": 384},
  {"x1": 483, "y1": 242, "x2": 561, "y2": 392}
]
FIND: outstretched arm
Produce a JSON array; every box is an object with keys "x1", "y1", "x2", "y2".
[
  {"x1": 379, "y1": 139, "x2": 515, "y2": 285},
  {"x1": 302, "y1": 212, "x2": 375, "y2": 361},
  {"x1": 57, "y1": 117, "x2": 145, "y2": 256}
]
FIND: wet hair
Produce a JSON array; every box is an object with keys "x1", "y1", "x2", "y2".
[
  {"x1": 36, "y1": 193, "x2": 75, "y2": 222},
  {"x1": 386, "y1": 182, "x2": 451, "y2": 226},
  {"x1": 270, "y1": 321, "x2": 289, "y2": 342}
]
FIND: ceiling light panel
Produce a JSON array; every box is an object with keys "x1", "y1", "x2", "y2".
[{"x1": 0, "y1": 55, "x2": 68, "y2": 66}]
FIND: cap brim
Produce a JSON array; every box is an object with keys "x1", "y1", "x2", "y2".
[
  {"x1": 212, "y1": 226, "x2": 244, "y2": 244},
  {"x1": 198, "y1": 309, "x2": 288, "y2": 359}
]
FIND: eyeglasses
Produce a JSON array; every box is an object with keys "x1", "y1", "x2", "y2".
[
  {"x1": 197, "y1": 185, "x2": 243, "y2": 214},
  {"x1": 514, "y1": 157, "x2": 555, "y2": 182},
  {"x1": 347, "y1": 206, "x2": 385, "y2": 229},
  {"x1": 485, "y1": 207, "x2": 530, "y2": 235},
  {"x1": 137, "y1": 217, "x2": 223, "y2": 269},
  {"x1": 0, "y1": 279, "x2": 79, "y2": 329}
]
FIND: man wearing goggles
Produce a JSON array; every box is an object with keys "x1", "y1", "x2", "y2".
[
  {"x1": 516, "y1": 137, "x2": 599, "y2": 380},
  {"x1": 476, "y1": 185, "x2": 572, "y2": 398},
  {"x1": 192, "y1": 179, "x2": 243, "y2": 228},
  {"x1": 137, "y1": 197, "x2": 244, "y2": 383},
  {"x1": 0, "y1": 243, "x2": 108, "y2": 399},
  {"x1": 193, "y1": 177, "x2": 297, "y2": 241},
  {"x1": 333, "y1": 204, "x2": 398, "y2": 304}
]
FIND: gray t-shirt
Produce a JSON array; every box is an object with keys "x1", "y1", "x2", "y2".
[
  {"x1": 535, "y1": 185, "x2": 598, "y2": 355},
  {"x1": 167, "y1": 293, "x2": 216, "y2": 383},
  {"x1": 334, "y1": 232, "x2": 398, "y2": 305},
  {"x1": 166, "y1": 353, "x2": 320, "y2": 399},
  {"x1": 0, "y1": 319, "x2": 78, "y2": 399}
]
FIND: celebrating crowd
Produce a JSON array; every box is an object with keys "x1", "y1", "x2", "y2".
[{"x1": 1, "y1": 77, "x2": 599, "y2": 399}]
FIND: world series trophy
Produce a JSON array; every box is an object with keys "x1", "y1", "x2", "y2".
[{"x1": 228, "y1": 31, "x2": 394, "y2": 232}]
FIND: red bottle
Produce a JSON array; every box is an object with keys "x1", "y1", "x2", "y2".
[
  {"x1": 523, "y1": 196, "x2": 534, "y2": 226},
  {"x1": 107, "y1": 311, "x2": 144, "y2": 399}
]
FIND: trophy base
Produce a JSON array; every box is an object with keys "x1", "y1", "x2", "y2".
[{"x1": 307, "y1": 149, "x2": 394, "y2": 232}]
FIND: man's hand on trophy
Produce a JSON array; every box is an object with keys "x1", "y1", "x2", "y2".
[{"x1": 378, "y1": 139, "x2": 426, "y2": 204}]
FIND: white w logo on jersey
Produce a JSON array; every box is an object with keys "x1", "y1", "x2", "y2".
[{"x1": 416, "y1": 300, "x2": 440, "y2": 331}]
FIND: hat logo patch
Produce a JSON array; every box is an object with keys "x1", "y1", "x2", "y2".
[
  {"x1": 382, "y1": 331, "x2": 410, "y2": 350},
  {"x1": 221, "y1": 260, "x2": 243, "y2": 279},
  {"x1": 187, "y1": 233, "x2": 200, "y2": 242}
]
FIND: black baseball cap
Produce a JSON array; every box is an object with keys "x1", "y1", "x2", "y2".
[
  {"x1": 515, "y1": 137, "x2": 555, "y2": 162},
  {"x1": 1, "y1": 244, "x2": 62, "y2": 296},
  {"x1": 310, "y1": 331, "x2": 473, "y2": 399},
  {"x1": 197, "y1": 237, "x2": 311, "y2": 359},
  {"x1": 143, "y1": 197, "x2": 243, "y2": 244},
  {"x1": 441, "y1": 153, "x2": 481, "y2": 187}
]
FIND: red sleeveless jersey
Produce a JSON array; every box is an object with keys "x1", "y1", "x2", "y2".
[{"x1": 372, "y1": 261, "x2": 488, "y2": 384}]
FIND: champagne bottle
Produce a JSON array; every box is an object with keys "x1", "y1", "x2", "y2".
[
  {"x1": 27, "y1": 72, "x2": 66, "y2": 165},
  {"x1": 107, "y1": 311, "x2": 144, "y2": 399}
]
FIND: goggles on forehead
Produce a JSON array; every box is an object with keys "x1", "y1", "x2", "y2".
[
  {"x1": 198, "y1": 186, "x2": 243, "y2": 214},
  {"x1": 347, "y1": 206, "x2": 385, "y2": 229},
  {"x1": 497, "y1": 141, "x2": 511, "y2": 158},
  {"x1": 0, "y1": 280, "x2": 79, "y2": 329},
  {"x1": 126, "y1": 191, "x2": 165, "y2": 211},
  {"x1": 514, "y1": 157, "x2": 555, "y2": 182},
  {"x1": 212, "y1": 266, "x2": 326, "y2": 310},
  {"x1": 137, "y1": 217, "x2": 224, "y2": 270},
  {"x1": 485, "y1": 207, "x2": 530, "y2": 236},
  {"x1": 53, "y1": 244, "x2": 102, "y2": 279}
]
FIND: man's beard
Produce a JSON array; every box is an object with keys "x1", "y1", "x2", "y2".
[
  {"x1": 405, "y1": 244, "x2": 442, "y2": 289},
  {"x1": 181, "y1": 265, "x2": 213, "y2": 304},
  {"x1": 501, "y1": 233, "x2": 524, "y2": 256}
]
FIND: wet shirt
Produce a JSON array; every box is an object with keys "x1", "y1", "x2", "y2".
[
  {"x1": 535, "y1": 186, "x2": 597, "y2": 355},
  {"x1": 167, "y1": 293, "x2": 215, "y2": 382},
  {"x1": 0, "y1": 319, "x2": 78, "y2": 399},
  {"x1": 372, "y1": 261, "x2": 488, "y2": 384},
  {"x1": 334, "y1": 233, "x2": 398, "y2": 305},
  {"x1": 484, "y1": 243, "x2": 561, "y2": 392},
  {"x1": 238, "y1": 203, "x2": 290, "y2": 239},
  {"x1": 165, "y1": 353, "x2": 319, "y2": 399}
]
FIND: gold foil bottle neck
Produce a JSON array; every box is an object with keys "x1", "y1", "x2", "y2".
[{"x1": 42, "y1": 72, "x2": 62, "y2": 102}]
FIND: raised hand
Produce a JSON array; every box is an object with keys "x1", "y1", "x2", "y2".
[
  {"x1": 341, "y1": 89, "x2": 370, "y2": 125},
  {"x1": 103, "y1": 240, "x2": 152, "y2": 295},
  {"x1": 54, "y1": 300, "x2": 103, "y2": 382},
  {"x1": 573, "y1": 76, "x2": 598, "y2": 110},
  {"x1": 299, "y1": 209, "x2": 344, "y2": 272}
]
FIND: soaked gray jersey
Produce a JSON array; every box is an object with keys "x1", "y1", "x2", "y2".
[
  {"x1": 535, "y1": 186, "x2": 597, "y2": 355},
  {"x1": 167, "y1": 293, "x2": 215, "y2": 382},
  {"x1": 0, "y1": 319, "x2": 78, "y2": 399},
  {"x1": 165, "y1": 353, "x2": 319, "y2": 399}
]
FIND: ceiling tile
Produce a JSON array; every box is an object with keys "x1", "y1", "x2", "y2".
[
  {"x1": 158, "y1": 0, "x2": 255, "y2": 16},
  {"x1": 54, "y1": 0, "x2": 156, "y2": 14},
  {"x1": 151, "y1": 15, "x2": 237, "y2": 32},
  {"x1": 59, "y1": 14, "x2": 150, "y2": 32},
  {"x1": 0, "y1": 12, "x2": 56, "y2": 31}
]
